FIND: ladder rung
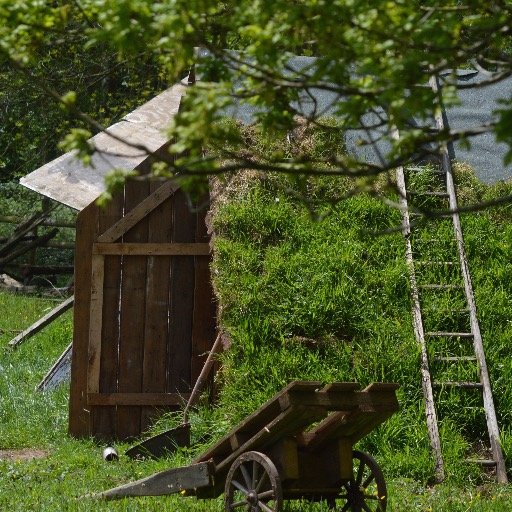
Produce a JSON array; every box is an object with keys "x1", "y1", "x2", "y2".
[
  {"x1": 410, "y1": 212, "x2": 452, "y2": 218},
  {"x1": 406, "y1": 167, "x2": 445, "y2": 174},
  {"x1": 433, "y1": 381, "x2": 483, "y2": 389},
  {"x1": 433, "y1": 356, "x2": 477, "y2": 362},
  {"x1": 424, "y1": 309, "x2": 470, "y2": 315},
  {"x1": 465, "y1": 459, "x2": 497, "y2": 467},
  {"x1": 426, "y1": 331, "x2": 473, "y2": 338},
  {"x1": 408, "y1": 191, "x2": 449, "y2": 198},
  {"x1": 413, "y1": 237, "x2": 453, "y2": 243},
  {"x1": 415, "y1": 261, "x2": 456, "y2": 265},
  {"x1": 419, "y1": 284, "x2": 463, "y2": 290}
]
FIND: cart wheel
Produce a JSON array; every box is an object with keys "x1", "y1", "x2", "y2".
[
  {"x1": 327, "y1": 450, "x2": 387, "y2": 512},
  {"x1": 224, "y1": 451, "x2": 283, "y2": 512}
]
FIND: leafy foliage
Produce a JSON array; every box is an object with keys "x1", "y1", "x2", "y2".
[
  {"x1": 0, "y1": 5, "x2": 166, "y2": 181},
  {"x1": 1, "y1": 1, "x2": 512, "y2": 207}
]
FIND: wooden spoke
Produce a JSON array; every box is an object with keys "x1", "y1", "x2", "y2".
[
  {"x1": 241, "y1": 463, "x2": 252, "y2": 489},
  {"x1": 231, "y1": 479, "x2": 249, "y2": 494},
  {"x1": 252, "y1": 460, "x2": 259, "y2": 489},
  {"x1": 224, "y1": 451, "x2": 283, "y2": 512},
  {"x1": 255, "y1": 469, "x2": 269, "y2": 493},
  {"x1": 259, "y1": 502, "x2": 275, "y2": 512},
  {"x1": 329, "y1": 451, "x2": 387, "y2": 512},
  {"x1": 230, "y1": 499, "x2": 247, "y2": 509}
]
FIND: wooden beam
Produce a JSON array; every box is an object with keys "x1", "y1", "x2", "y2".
[
  {"x1": 394, "y1": 126, "x2": 445, "y2": 483},
  {"x1": 0, "y1": 215, "x2": 75, "y2": 229},
  {"x1": 0, "y1": 229, "x2": 59, "y2": 267},
  {"x1": 92, "y1": 242, "x2": 210, "y2": 256},
  {"x1": 69, "y1": 202, "x2": 99, "y2": 438},
  {"x1": 9, "y1": 296, "x2": 74, "y2": 348},
  {"x1": 97, "y1": 180, "x2": 180, "y2": 243},
  {"x1": 87, "y1": 255, "x2": 105, "y2": 394},
  {"x1": 88, "y1": 392, "x2": 191, "y2": 406},
  {"x1": 96, "y1": 461, "x2": 213, "y2": 499}
]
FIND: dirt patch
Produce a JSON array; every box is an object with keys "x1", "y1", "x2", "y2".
[{"x1": 0, "y1": 449, "x2": 49, "y2": 462}]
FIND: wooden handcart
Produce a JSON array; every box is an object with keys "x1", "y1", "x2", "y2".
[{"x1": 99, "y1": 381, "x2": 399, "y2": 511}]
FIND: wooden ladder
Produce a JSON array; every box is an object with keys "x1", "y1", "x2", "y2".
[{"x1": 393, "y1": 76, "x2": 507, "y2": 483}]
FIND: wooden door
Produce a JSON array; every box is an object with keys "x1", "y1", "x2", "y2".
[{"x1": 69, "y1": 179, "x2": 217, "y2": 440}]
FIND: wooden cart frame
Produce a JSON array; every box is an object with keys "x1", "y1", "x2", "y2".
[{"x1": 99, "y1": 381, "x2": 399, "y2": 511}]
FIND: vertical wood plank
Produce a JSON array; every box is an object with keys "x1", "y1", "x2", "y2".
[
  {"x1": 141, "y1": 180, "x2": 175, "y2": 432},
  {"x1": 117, "y1": 178, "x2": 150, "y2": 440},
  {"x1": 92, "y1": 192, "x2": 124, "y2": 440},
  {"x1": 69, "y1": 202, "x2": 100, "y2": 437},
  {"x1": 87, "y1": 254, "x2": 105, "y2": 394},
  {"x1": 191, "y1": 194, "x2": 217, "y2": 389},
  {"x1": 168, "y1": 189, "x2": 196, "y2": 394}
]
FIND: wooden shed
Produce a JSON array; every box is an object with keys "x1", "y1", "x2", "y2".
[{"x1": 21, "y1": 82, "x2": 218, "y2": 440}]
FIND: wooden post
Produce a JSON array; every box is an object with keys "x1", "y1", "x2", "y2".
[{"x1": 69, "y1": 202, "x2": 100, "y2": 437}]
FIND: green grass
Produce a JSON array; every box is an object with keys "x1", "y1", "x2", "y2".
[{"x1": 1, "y1": 167, "x2": 512, "y2": 509}]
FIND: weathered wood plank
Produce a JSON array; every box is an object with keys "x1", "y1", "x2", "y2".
[
  {"x1": 93, "y1": 191, "x2": 124, "y2": 440},
  {"x1": 141, "y1": 182, "x2": 174, "y2": 432},
  {"x1": 97, "y1": 461, "x2": 213, "y2": 500},
  {"x1": 92, "y1": 242, "x2": 210, "y2": 256},
  {"x1": 394, "y1": 144, "x2": 445, "y2": 481},
  {"x1": 87, "y1": 254, "x2": 105, "y2": 394},
  {"x1": 88, "y1": 393, "x2": 191, "y2": 406},
  {"x1": 97, "y1": 179, "x2": 180, "y2": 243},
  {"x1": 21, "y1": 84, "x2": 186, "y2": 211},
  {"x1": 168, "y1": 189, "x2": 196, "y2": 394},
  {"x1": 9, "y1": 296, "x2": 74, "y2": 348},
  {"x1": 194, "y1": 381, "x2": 322, "y2": 465},
  {"x1": 69, "y1": 202, "x2": 100, "y2": 437},
  {"x1": 282, "y1": 385, "x2": 399, "y2": 412},
  {"x1": 116, "y1": 178, "x2": 150, "y2": 439},
  {"x1": 213, "y1": 405, "x2": 327, "y2": 475},
  {"x1": 430, "y1": 75, "x2": 507, "y2": 484}
]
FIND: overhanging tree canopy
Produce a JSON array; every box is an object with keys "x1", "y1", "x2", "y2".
[{"x1": 1, "y1": 1, "x2": 511, "y2": 206}]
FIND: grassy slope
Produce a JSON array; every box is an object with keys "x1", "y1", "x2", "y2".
[
  {"x1": 211, "y1": 169, "x2": 512, "y2": 481},
  {"x1": 0, "y1": 168, "x2": 512, "y2": 509}
]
